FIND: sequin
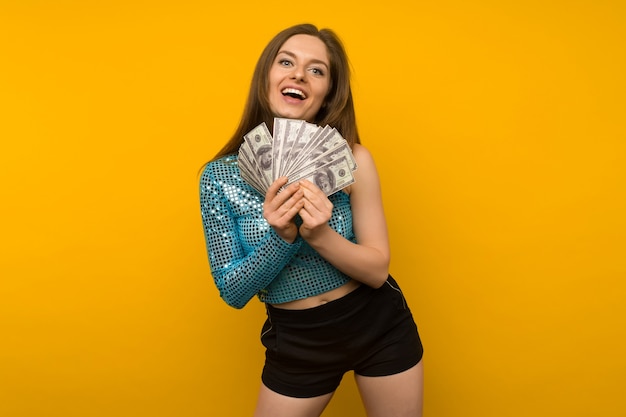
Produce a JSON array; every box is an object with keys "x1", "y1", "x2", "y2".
[{"x1": 200, "y1": 155, "x2": 355, "y2": 308}]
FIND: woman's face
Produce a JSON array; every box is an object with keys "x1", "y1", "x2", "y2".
[{"x1": 268, "y1": 34, "x2": 331, "y2": 122}]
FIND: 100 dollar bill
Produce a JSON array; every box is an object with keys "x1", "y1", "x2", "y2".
[{"x1": 286, "y1": 155, "x2": 355, "y2": 196}]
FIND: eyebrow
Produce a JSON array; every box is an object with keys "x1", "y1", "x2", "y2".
[{"x1": 277, "y1": 50, "x2": 329, "y2": 69}]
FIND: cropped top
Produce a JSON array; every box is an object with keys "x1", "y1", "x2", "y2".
[{"x1": 199, "y1": 155, "x2": 355, "y2": 309}]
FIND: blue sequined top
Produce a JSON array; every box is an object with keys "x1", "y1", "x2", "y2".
[{"x1": 199, "y1": 155, "x2": 355, "y2": 308}]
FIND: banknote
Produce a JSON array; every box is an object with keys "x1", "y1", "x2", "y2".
[
  {"x1": 243, "y1": 122, "x2": 274, "y2": 189},
  {"x1": 272, "y1": 118, "x2": 304, "y2": 180},
  {"x1": 237, "y1": 147, "x2": 266, "y2": 194},
  {"x1": 283, "y1": 121, "x2": 321, "y2": 170},
  {"x1": 285, "y1": 155, "x2": 355, "y2": 196},
  {"x1": 238, "y1": 117, "x2": 357, "y2": 196}
]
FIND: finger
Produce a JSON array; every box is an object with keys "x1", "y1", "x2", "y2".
[
  {"x1": 265, "y1": 178, "x2": 299, "y2": 208},
  {"x1": 278, "y1": 186, "x2": 303, "y2": 210},
  {"x1": 300, "y1": 183, "x2": 333, "y2": 213},
  {"x1": 266, "y1": 176, "x2": 289, "y2": 198},
  {"x1": 298, "y1": 204, "x2": 327, "y2": 231},
  {"x1": 282, "y1": 194, "x2": 305, "y2": 219},
  {"x1": 299, "y1": 180, "x2": 328, "y2": 203},
  {"x1": 266, "y1": 187, "x2": 304, "y2": 225},
  {"x1": 300, "y1": 193, "x2": 332, "y2": 221},
  {"x1": 298, "y1": 179, "x2": 320, "y2": 193}
]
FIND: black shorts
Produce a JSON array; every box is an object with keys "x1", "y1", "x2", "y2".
[{"x1": 260, "y1": 275, "x2": 423, "y2": 398}]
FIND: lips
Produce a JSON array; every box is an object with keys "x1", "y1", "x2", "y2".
[{"x1": 281, "y1": 87, "x2": 307, "y2": 100}]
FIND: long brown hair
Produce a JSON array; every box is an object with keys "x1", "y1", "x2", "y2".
[{"x1": 210, "y1": 24, "x2": 360, "y2": 162}]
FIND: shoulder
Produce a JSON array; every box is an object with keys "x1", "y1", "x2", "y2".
[
  {"x1": 201, "y1": 154, "x2": 238, "y2": 177},
  {"x1": 352, "y1": 143, "x2": 375, "y2": 166},
  {"x1": 200, "y1": 154, "x2": 239, "y2": 191},
  {"x1": 352, "y1": 143, "x2": 380, "y2": 180},
  {"x1": 343, "y1": 144, "x2": 379, "y2": 195}
]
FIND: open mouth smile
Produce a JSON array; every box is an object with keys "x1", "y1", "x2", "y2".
[{"x1": 282, "y1": 88, "x2": 307, "y2": 100}]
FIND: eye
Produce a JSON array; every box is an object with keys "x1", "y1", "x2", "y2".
[
  {"x1": 278, "y1": 59, "x2": 293, "y2": 67},
  {"x1": 309, "y1": 67, "x2": 325, "y2": 76}
]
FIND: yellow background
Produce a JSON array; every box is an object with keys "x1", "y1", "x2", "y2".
[{"x1": 1, "y1": 1, "x2": 625, "y2": 416}]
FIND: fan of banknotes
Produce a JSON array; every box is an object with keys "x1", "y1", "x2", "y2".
[{"x1": 238, "y1": 118, "x2": 357, "y2": 196}]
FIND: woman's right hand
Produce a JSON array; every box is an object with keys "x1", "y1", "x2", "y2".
[{"x1": 263, "y1": 177, "x2": 304, "y2": 243}]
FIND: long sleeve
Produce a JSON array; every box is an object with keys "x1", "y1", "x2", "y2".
[{"x1": 199, "y1": 157, "x2": 302, "y2": 308}]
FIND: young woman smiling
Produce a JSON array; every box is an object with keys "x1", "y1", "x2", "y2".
[{"x1": 200, "y1": 24, "x2": 424, "y2": 417}]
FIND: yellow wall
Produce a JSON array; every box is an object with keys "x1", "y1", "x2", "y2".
[{"x1": 1, "y1": 1, "x2": 624, "y2": 416}]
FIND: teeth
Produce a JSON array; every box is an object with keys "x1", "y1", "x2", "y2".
[{"x1": 282, "y1": 88, "x2": 306, "y2": 99}]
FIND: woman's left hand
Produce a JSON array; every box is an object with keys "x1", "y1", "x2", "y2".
[{"x1": 297, "y1": 180, "x2": 333, "y2": 240}]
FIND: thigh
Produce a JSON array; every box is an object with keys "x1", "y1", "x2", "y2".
[
  {"x1": 354, "y1": 361, "x2": 424, "y2": 417},
  {"x1": 253, "y1": 383, "x2": 334, "y2": 417}
]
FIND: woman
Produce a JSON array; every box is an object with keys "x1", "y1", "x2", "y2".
[{"x1": 200, "y1": 24, "x2": 424, "y2": 417}]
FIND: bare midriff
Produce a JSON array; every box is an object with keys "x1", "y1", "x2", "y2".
[{"x1": 270, "y1": 279, "x2": 361, "y2": 310}]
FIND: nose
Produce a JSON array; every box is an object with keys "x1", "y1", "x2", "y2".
[{"x1": 290, "y1": 66, "x2": 305, "y2": 82}]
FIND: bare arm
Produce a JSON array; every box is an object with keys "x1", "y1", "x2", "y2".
[{"x1": 297, "y1": 144, "x2": 390, "y2": 288}]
